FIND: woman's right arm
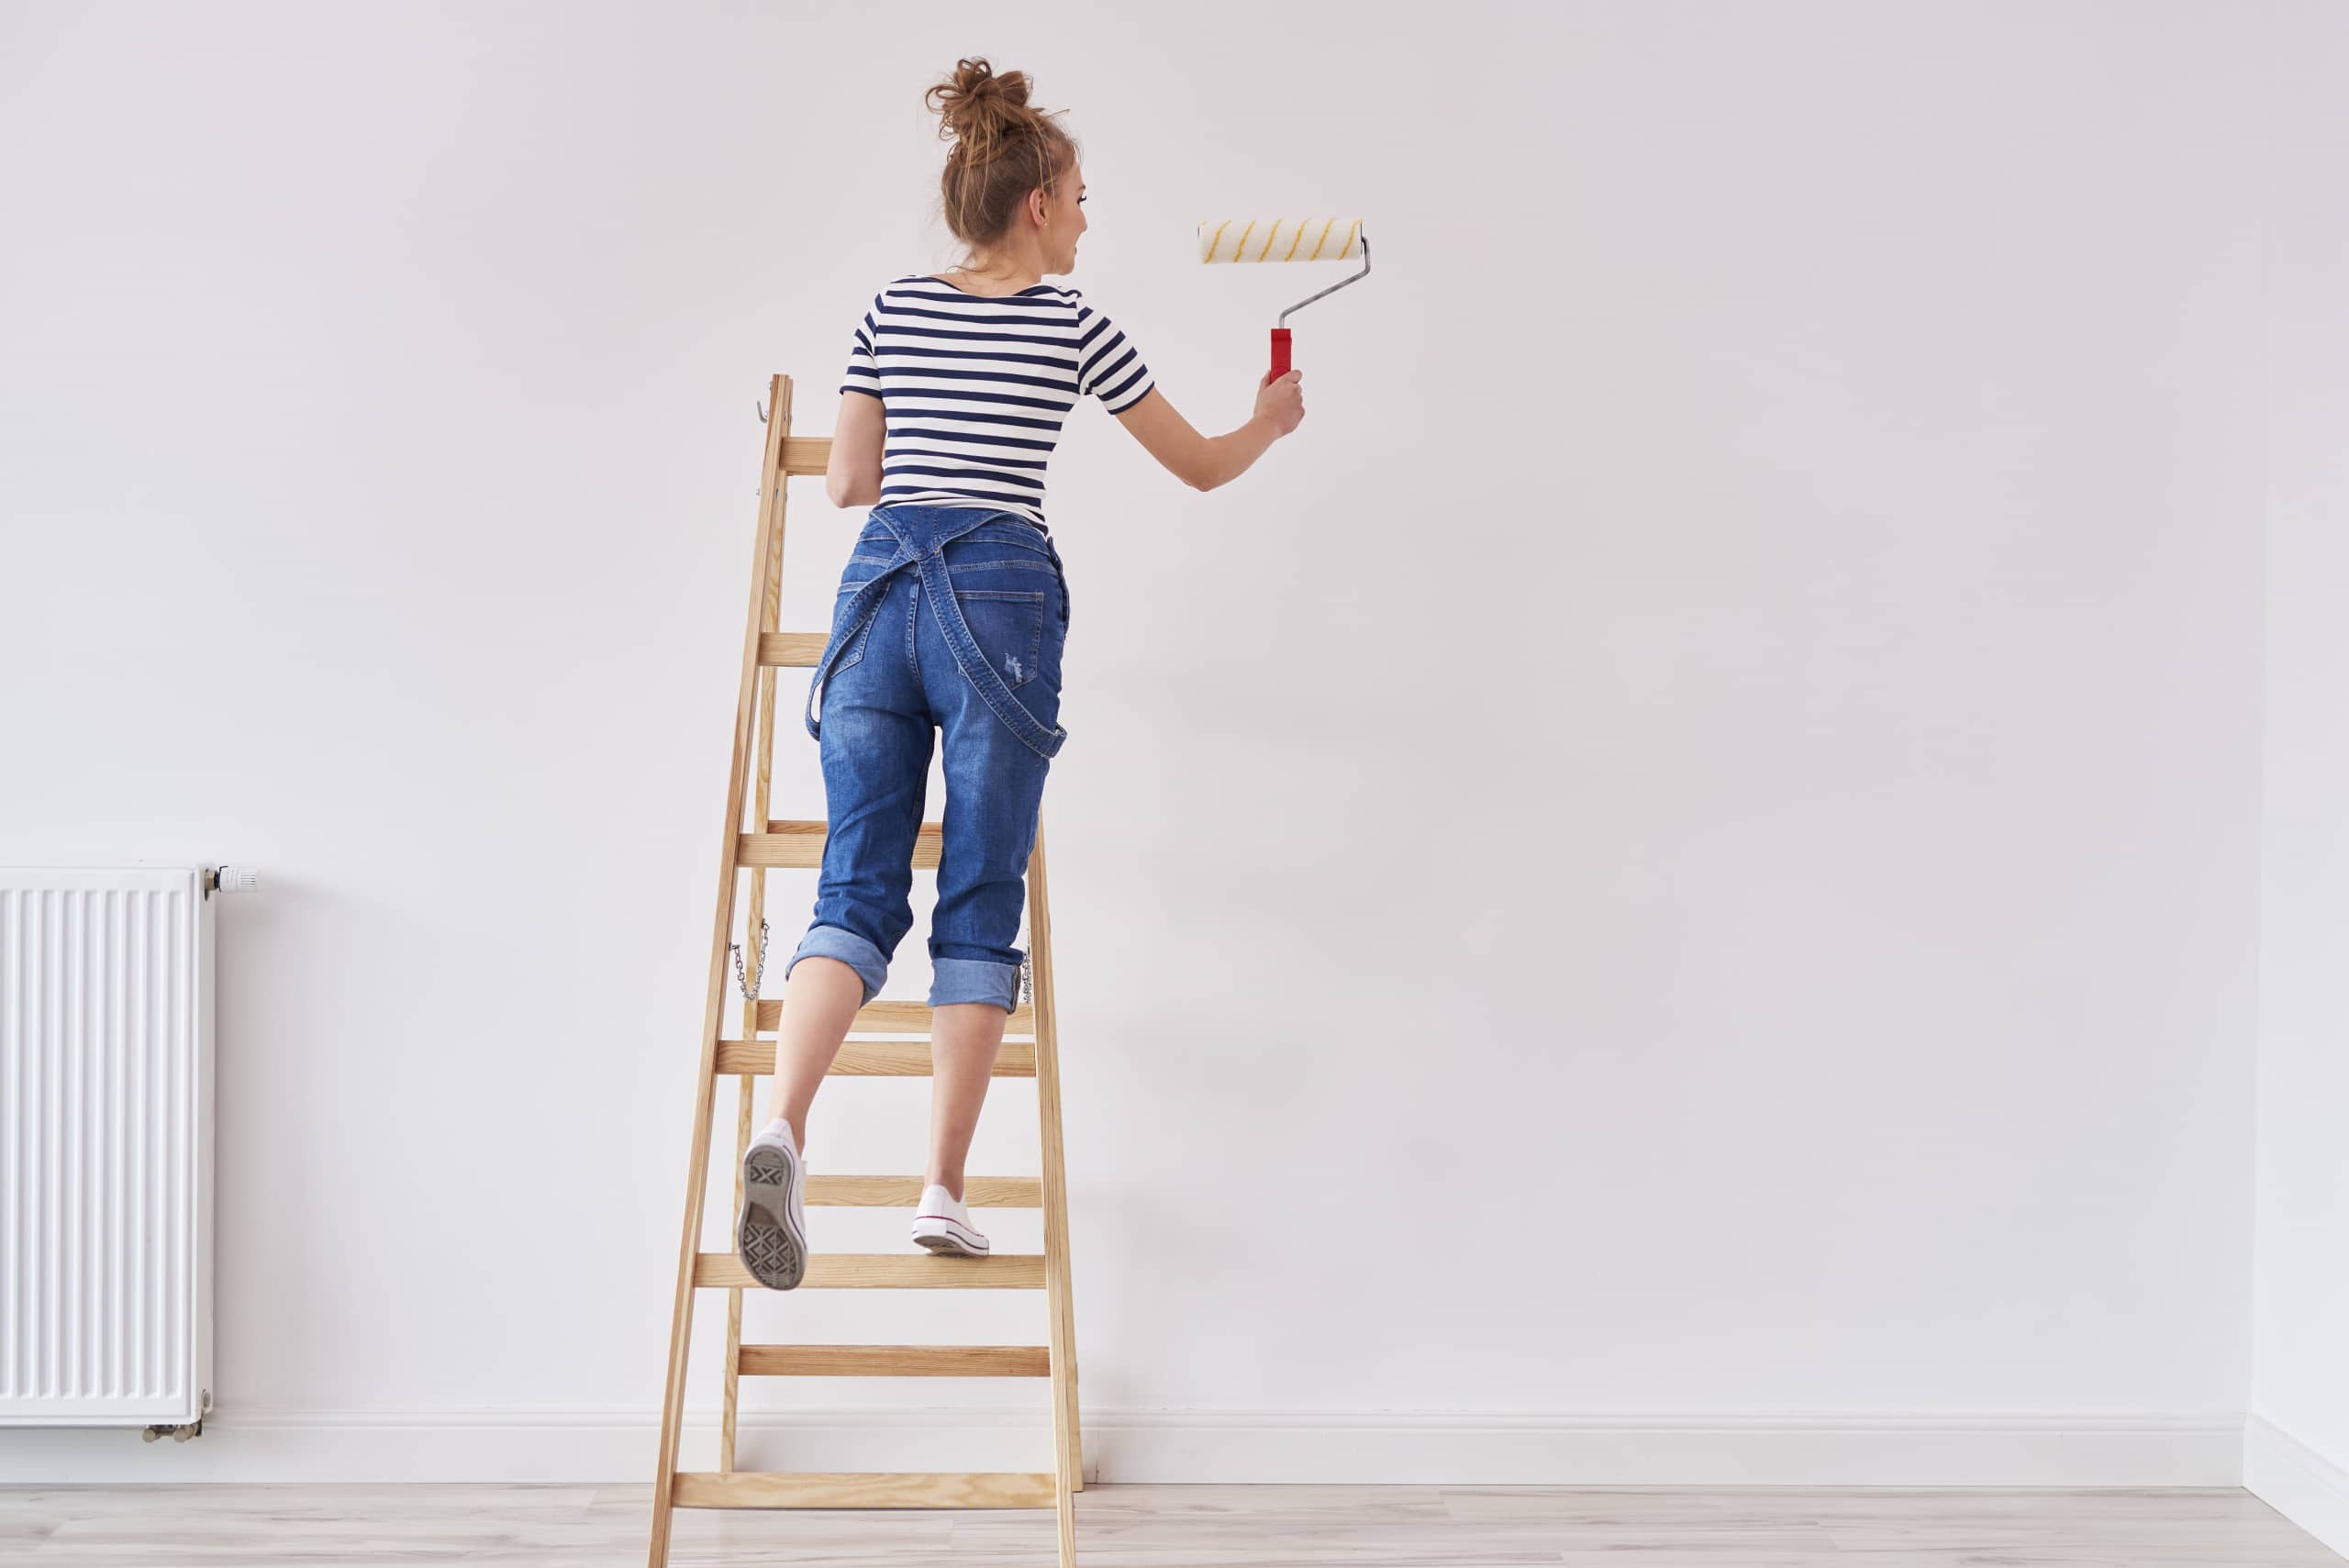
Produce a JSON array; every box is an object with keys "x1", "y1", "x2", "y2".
[{"x1": 1114, "y1": 372, "x2": 1305, "y2": 492}]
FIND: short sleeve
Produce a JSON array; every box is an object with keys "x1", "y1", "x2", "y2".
[
  {"x1": 1070, "y1": 291, "x2": 1154, "y2": 413},
  {"x1": 840, "y1": 294, "x2": 882, "y2": 400}
]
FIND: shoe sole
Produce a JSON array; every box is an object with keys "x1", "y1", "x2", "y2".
[
  {"x1": 911, "y1": 1215, "x2": 990, "y2": 1257},
  {"x1": 738, "y1": 1142, "x2": 807, "y2": 1290}
]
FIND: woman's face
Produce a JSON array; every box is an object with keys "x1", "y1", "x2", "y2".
[{"x1": 1038, "y1": 161, "x2": 1086, "y2": 274}]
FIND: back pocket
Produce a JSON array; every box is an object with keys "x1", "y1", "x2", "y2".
[
  {"x1": 826, "y1": 576, "x2": 885, "y2": 676},
  {"x1": 953, "y1": 589, "x2": 1045, "y2": 690}
]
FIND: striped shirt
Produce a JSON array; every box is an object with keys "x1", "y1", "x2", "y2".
[{"x1": 840, "y1": 274, "x2": 1156, "y2": 531}]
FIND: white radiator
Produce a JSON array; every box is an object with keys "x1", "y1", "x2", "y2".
[{"x1": 0, "y1": 867, "x2": 226, "y2": 1429}]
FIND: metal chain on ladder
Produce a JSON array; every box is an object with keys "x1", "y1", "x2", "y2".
[
  {"x1": 1016, "y1": 904, "x2": 1034, "y2": 1005},
  {"x1": 729, "y1": 917, "x2": 769, "y2": 1002}
]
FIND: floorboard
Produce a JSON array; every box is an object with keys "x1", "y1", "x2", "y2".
[{"x1": 0, "y1": 1482, "x2": 2335, "y2": 1565}]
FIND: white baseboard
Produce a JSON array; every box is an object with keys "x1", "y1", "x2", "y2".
[
  {"x1": 0, "y1": 1407, "x2": 2245, "y2": 1487},
  {"x1": 2246, "y1": 1415, "x2": 2349, "y2": 1560}
]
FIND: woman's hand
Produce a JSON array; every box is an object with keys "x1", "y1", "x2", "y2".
[{"x1": 1253, "y1": 369, "x2": 1305, "y2": 437}]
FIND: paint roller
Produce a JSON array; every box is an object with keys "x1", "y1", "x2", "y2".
[{"x1": 1197, "y1": 217, "x2": 1372, "y2": 385}]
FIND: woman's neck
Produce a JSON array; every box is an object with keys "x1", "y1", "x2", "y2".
[{"x1": 939, "y1": 258, "x2": 1043, "y2": 296}]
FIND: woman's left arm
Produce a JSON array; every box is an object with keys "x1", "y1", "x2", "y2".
[{"x1": 827, "y1": 390, "x2": 885, "y2": 507}]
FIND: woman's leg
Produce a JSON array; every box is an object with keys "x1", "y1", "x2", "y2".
[
  {"x1": 764, "y1": 955, "x2": 863, "y2": 1156},
  {"x1": 769, "y1": 571, "x2": 935, "y2": 1145},
  {"x1": 916, "y1": 532, "x2": 1066, "y2": 1201},
  {"x1": 925, "y1": 1003, "x2": 1008, "y2": 1200},
  {"x1": 919, "y1": 767, "x2": 1043, "y2": 1201}
]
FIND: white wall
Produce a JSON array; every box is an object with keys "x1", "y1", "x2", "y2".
[
  {"x1": 0, "y1": 1, "x2": 2292, "y2": 1484},
  {"x1": 2247, "y1": 1, "x2": 2349, "y2": 1553}
]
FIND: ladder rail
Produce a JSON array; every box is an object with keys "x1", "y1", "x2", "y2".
[
  {"x1": 1030, "y1": 824, "x2": 1085, "y2": 1563},
  {"x1": 721, "y1": 413, "x2": 793, "y2": 1474},
  {"x1": 648, "y1": 374, "x2": 796, "y2": 1566}
]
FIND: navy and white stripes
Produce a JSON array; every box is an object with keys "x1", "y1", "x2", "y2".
[{"x1": 840, "y1": 274, "x2": 1155, "y2": 530}]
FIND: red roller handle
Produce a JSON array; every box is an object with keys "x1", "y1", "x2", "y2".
[{"x1": 1264, "y1": 327, "x2": 1292, "y2": 385}]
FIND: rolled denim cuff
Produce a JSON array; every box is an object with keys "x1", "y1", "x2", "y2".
[
  {"x1": 929, "y1": 956, "x2": 1019, "y2": 1012},
  {"x1": 786, "y1": 924, "x2": 887, "y2": 1005}
]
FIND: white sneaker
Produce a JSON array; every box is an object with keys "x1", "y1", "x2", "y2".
[
  {"x1": 910, "y1": 1183, "x2": 990, "y2": 1257},
  {"x1": 737, "y1": 1120, "x2": 808, "y2": 1290}
]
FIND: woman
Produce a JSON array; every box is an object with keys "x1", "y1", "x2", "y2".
[{"x1": 734, "y1": 57, "x2": 1306, "y2": 1289}]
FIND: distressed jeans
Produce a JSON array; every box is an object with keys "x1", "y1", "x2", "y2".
[{"x1": 787, "y1": 505, "x2": 1070, "y2": 1012}]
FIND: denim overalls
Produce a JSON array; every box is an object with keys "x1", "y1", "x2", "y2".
[{"x1": 785, "y1": 504, "x2": 1071, "y2": 1013}]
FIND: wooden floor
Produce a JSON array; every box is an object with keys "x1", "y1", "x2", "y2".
[{"x1": 0, "y1": 1483, "x2": 2339, "y2": 1565}]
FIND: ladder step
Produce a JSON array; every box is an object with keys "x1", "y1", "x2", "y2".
[
  {"x1": 738, "y1": 1343, "x2": 1050, "y2": 1376},
  {"x1": 797, "y1": 1174, "x2": 1042, "y2": 1207},
  {"x1": 717, "y1": 1039, "x2": 1035, "y2": 1077},
  {"x1": 673, "y1": 1469, "x2": 1055, "y2": 1509},
  {"x1": 758, "y1": 631, "x2": 828, "y2": 668},
  {"x1": 695, "y1": 1251, "x2": 1046, "y2": 1289},
  {"x1": 778, "y1": 436, "x2": 830, "y2": 477},
  {"x1": 741, "y1": 820, "x2": 941, "y2": 869},
  {"x1": 752, "y1": 998, "x2": 1037, "y2": 1035}
]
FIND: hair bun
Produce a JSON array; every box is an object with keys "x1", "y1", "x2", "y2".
[{"x1": 926, "y1": 56, "x2": 1036, "y2": 164}]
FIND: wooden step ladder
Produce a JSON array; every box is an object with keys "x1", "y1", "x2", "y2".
[{"x1": 648, "y1": 374, "x2": 1085, "y2": 1567}]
